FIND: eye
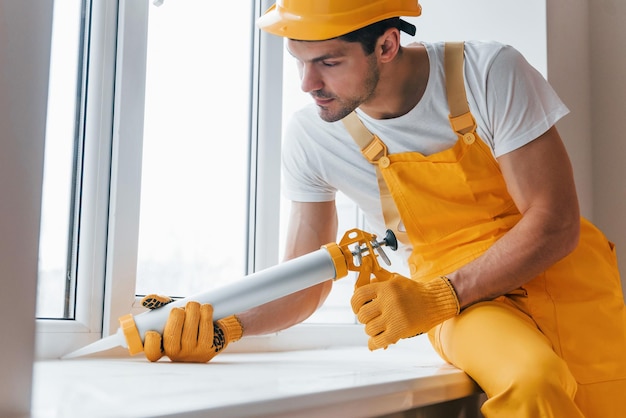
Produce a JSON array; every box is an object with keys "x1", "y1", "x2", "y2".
[{"x1": 321, "y1": 61, "x2": 339, "y2": 68}]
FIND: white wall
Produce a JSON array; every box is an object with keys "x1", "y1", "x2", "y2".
[
  {"x1": 0, "y1": 1, "x2": 53, "y2": 416},
  {"x1": 415, "y1": 0, "x2": 547, "y2": 75},
  {"x1": 589, "y1": 1, "x2": 626, "y2": 298},
  {"x1": 547, "y1": 0, "x2": 626, "y2": 298},
  {"x1": 546, "y1": 1, "x2": 594, "y2": 218}
]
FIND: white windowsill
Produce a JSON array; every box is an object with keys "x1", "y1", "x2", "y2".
[{"x1": 31, "y1": 334, "x2": 482, "y2": 418}]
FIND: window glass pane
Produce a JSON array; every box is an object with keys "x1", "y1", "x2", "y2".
[
  {"x1": 136, "y1": 1, "x2": 252, "y2": 297},
  {"x1": 37, "y1": 0, "x2": 83, "y2": 319}
]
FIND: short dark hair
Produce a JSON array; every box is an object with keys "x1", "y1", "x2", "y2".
[{"x1": 338, "y1": 18, "x2": 407, "y2": 55}]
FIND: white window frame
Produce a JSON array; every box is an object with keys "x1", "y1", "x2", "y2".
[
  {"x1": 102, "y1": 0, "x2": 150, "y2": 337},
  {"x1": 35, "y1": 0, "x2": 121, "y2": 359}
]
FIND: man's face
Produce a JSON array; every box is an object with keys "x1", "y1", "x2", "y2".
[{"x1": 287, "y1": 38, "x2": 380, "y2": 122}]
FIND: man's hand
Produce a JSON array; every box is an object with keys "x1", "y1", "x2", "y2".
[
  {"x1": 141, "y1": 295, "x2": 243, "y2": 363},
  {"x1": 351, "y1": 274, "x2": 460, "y2": 350}
]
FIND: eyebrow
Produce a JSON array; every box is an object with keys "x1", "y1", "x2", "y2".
[{"x1": 286, "y1": 46, "x2": 345, "y2": 64}]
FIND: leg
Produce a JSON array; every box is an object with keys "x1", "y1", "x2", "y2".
[{"x1": 429, "y1": 300, "x2": 585, "y2": 418}]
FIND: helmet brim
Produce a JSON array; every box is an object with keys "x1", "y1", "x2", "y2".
[{"x1": 257, "y1": 4, "x2": 421, "y2": 41}]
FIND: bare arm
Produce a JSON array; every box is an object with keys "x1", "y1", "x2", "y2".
[
  {"x1": 236, "y1": 200, "x2": 338, "y2": 335},
  {"x1": 448, "y1": 126, "x2": 581, "y2": 308}
]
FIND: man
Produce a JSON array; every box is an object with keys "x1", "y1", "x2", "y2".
[{"x1": 143, "y1": 1, "x2": 626, "y2": 417}]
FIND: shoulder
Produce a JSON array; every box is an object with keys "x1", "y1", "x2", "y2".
[
  {"x1": 420, "y1": 40, "x2": 511, "y2": 60},
  {"x1": 463, "y1": 40, "x2": 510, "y2": 56},
  {"x1": 462, "y1": 40, "x2": 525, "y2": 74},
  {"x1": 460, "y1": 41, "x2": 546, "y2": 103},
  {"x1": 420, "y1": 40, "x2": 524, "y2": 81}
]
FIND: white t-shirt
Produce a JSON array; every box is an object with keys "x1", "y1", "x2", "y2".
[{"x1": 281, "y1": 40, "x2": 570, "y2": 250}]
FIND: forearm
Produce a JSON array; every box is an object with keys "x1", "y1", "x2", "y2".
[
  {"x1": 448, "y1": 206, "x2": 580, "y2": 308},
  {"x1": 235, "y1": 200, "x2": 338, "y2": 336},
  {"x1": 236, "y1": 280, "x2": 332, "y2": 335}
]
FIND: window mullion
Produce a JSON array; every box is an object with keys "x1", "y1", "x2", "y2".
[
  {"x1": 102, "y1": 0, "x2": 150, "y2": 337},
  {"x1": 248, "y1": 0, "x2": 286, "y2": 273}
]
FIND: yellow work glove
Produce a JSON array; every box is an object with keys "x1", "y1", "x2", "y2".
[
  {"x1": 140, "y1": 294, "x2": 243, "y2": 363},
  {"x1": 351, "y1": 273, "x2": 460, "y2": 351}
]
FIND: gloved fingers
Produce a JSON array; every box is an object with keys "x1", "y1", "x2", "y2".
[
  {"x1": 197, "y1": 303, "x2": 215, "y2": 349},
  {"x1": 368, "y1": 338, "x2": 379, "y2": 351},
  {"x1": 363, "y1": 315, "x2": 386, "y2": 339},
  {"x1": 372, "y1": 321, "x2": 403, "y2": 350},
  {"x1": 351, "y1": 283, "x2": 379, "y2": 314},
  {"x1": 355, "y1": 297, "x2": 382, "y2": 325},
  {"x1": 369, "y1": 334, "x2": 392, "y2": 351},
  {"x1": 362, "y1": 314, "x2": 392, "y2": 351},
  {"x1": 181, "y1": 301, "x2": 201, "y2": 350},
  {"x1": 144, "y1": 330, "x2": 164, "y2": 362},
  {"x1": 141, "y1": 294, "x2": 173, "y2": 310},
  {"x1": 367, "y1": 316, "x2": 401, "y2": 351},
  {"x1": 162, "y1": 306, "x2": 186, "y2": 357}
]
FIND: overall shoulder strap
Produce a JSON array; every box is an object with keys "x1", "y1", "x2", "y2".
[
  {"x1": 341, "y1": 111, "x2": 407, "y2": 245},
  {"x1": 444, "y1": 42, "x2": 477, "y2": 137},
  {"x1": 342, "y1": 111, "x2": 387, "y2": 163},
  {"x1": 341, "y1": 111, "x2": 407, "y2": 244}
]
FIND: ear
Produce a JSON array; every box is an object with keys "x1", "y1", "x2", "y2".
[{"x1": 377, "y1": 28, "x2": 401, "y2": 63}]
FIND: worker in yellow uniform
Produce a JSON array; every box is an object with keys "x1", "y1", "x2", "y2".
[{"x1": 142, "y1": 1, "x2": 626, "y2": 417}]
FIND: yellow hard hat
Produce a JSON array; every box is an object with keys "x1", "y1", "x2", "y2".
[{"x1": 257, "y1": 0, "x2": 422, "y2": 41}]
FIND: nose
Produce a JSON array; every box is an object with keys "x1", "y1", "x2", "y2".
[{"x1": 299, "y1": 63, "x2": 323, "y2": 94}]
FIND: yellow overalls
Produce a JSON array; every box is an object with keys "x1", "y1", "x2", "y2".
[{"x1": 346, "y1": 43, "x2": 626, "y2": 417}]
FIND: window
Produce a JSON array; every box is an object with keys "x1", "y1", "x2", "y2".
[{"x1": 36, "y1": 0, "x2": 129, "y2": 358}]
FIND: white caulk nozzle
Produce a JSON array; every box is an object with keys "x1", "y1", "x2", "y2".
[{"x1": 61, "y1": 328, "x2": 127, "y2": 359}]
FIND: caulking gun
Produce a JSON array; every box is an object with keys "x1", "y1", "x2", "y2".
[{"x1": 62, "y1": 228, "x2": 397, "y2": 359}]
